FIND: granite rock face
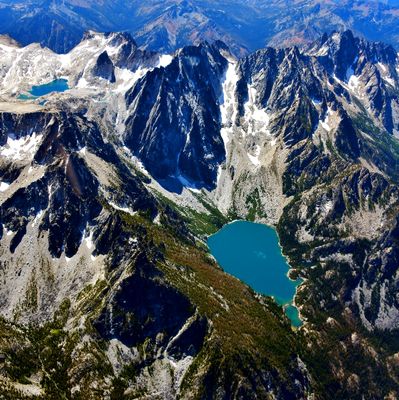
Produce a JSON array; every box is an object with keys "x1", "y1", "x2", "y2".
[
  {"x1": 92, "y1": 51, "x2": 116, "y2": 83},
  {"x1": 124, "y1": 42, "x2": 227, "y2": 189}
]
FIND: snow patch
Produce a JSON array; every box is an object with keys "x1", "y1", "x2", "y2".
[
  {"x1": 114, "y1": 67, "x2": 148, "y2": 94},
  {"x1": 345, "y1": 63, "x2": 361, "y2": 92},
  {"x1": 322, "y1": 200, "x2": 333, "y2": 214},
  {"x1": 31, "y1": 210, "x2": 43, "y2": 228},
  {"x1": 243, "y1": 85, "x2": 271, "y2": 138},
  {"x1": 332, "y1": 32, "x2": 341, "y2": 44},
  {"x1": 247, "y1": 145, "x2": 261, "y2": 167},
  {"x1": 176, "y1": 174, "x2": 201, "y2": 192},
  {"x1": 316, "y1": 45, "x2": 329, "y2": 57},
  {"x1": 1, "y1": 132, "x2": 43, "y2": 161},
  {"x1": 0, "y1": 182, "x2": 10, "y2": 192},
  {"x1": 311, "y1": 97, "x2": 322, "y2": 106},
  {"x1": 158, "y1": 54, "x2": 173, "y2": 68},
  {"x1": 383, "y1": 75, "x2": 395, "y2": 87},
  {"x1": 378, "y1": 62, "x2": 387, "y2": 73},
  {"x1": 377, "y1": 63, "x2": 395, "y2": 87},
  {"x1": 320, "y1": 108, "x2": 332, "y2": 132},
  {"x1": 85, "y1": 230, "x2": 94, "y2": 250},
  {"x1": 109, "y1": 201, "x2": 136, "y2": 216},
  {"x1": 129, "y1": 237, "x2": 138, "y2": 245},
  {"x1": 76, "y1": 78, "x2": 90, "y2": 89},
  {"x1": 348, "y1": 74, "x2": 360, "y2": 91}
]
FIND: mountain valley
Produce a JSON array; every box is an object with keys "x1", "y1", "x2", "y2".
[{"x1": 0, "y1": 27, "x2": 398, "y2": 399}]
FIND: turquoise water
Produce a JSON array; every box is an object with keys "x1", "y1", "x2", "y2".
[
  {"x1": 18, "y1": 79, "x2": 69, "y2": 100},
  {"x1": 207, "y1": 221, "x2": 302, "y2": 327}
]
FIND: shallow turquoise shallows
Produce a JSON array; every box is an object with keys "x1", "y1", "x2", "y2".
[
  {"x1": 19, "y1": 79, "x2": 69, "y2": 99},
  {"x1": 207, "y1": 221, "x2": 302, "y2": 327}
]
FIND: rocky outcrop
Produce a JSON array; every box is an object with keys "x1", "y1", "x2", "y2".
[
  {"x1": 124, "y1": 42, "x2": 227, "y2": 189},
  {"x1": 92, "y1": 51, "x2": 116, "y2": 82},
  {"x1": 94, "y1": 253, "x2": 195, "y2": 348}
]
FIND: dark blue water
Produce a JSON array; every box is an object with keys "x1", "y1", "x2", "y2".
[
  {"x1": 18, "y1": 79, "x2": 69, "y2": 99},
  {"x1": 208, "y1": 221, "x2": 302, "y2": 327}
]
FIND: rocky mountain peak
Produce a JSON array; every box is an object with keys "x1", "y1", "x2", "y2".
[
  {"x1": 105, "y1": 31, "x2": 138, "y2": 48},
  {"x1": 81, "y1": 30, "x2": 104, "y2": 42},
  {"x1": 123, "y1": 41, "x2": 228, "y2": 190},
  {"x1": 92, "y1": 51, "x2": 116, "y2": 82}
]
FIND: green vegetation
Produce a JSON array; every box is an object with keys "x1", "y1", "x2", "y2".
[
  {"x1": 3, "y1": 122, "x2": 398, "y2": 399},
  {"x1": 154, "y1": 190, "x2": 228, "y2": 236},
  {"x1": 89, "y1": 202, "x2": 306, "y2": 398},
  {"x1": 126, "y1": 214, "x2": 302, "y2": 397},
  {"x1": 245, "y1": 188, "x2": 266, "y2": 221},
  {"x1": 277, "y1": 167, "x2": 399, "y2": 399},
  {"x1": 0, "y1": 297, "x2": 114, "y2": 399},
  {"x1": 353, "y1": 113, "x2": 399, "y2": 182}
]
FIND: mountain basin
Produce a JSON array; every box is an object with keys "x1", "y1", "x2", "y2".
[
  {"x1": 18, "y1": 78, "x2": 69, "y2": 99},
  {"x1": 207, "y1": 220, "x2": 302, "y2": 327}
]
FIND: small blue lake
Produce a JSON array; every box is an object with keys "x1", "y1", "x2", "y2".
[
  {"x1": 207, "y1": 220, "x2": 302, "y2": 327},
  {"x1": 18, "y1": 79, "x2": 69, "y2": 100}
]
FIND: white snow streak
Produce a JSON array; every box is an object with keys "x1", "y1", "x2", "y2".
[
  {"x1": 243, "y1": 85, "x2": 271, "y2": 138},
  {"x1": 109, "y1": 201, "x2": 136, "y2": 216},
  {"x1": 320, "y1": 108, "x2": 332, "y2": 132},
  {"x1": 220, "y1": 61, "x2": 239, "y2": 148}
]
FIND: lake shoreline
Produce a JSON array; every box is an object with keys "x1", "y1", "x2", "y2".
[{"x1": 207, "y1": 220, "x2": 303, "y2": 327}]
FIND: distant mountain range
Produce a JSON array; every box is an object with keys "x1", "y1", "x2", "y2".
[{"x1": 1, "y1": 0, "x2": 399, "y2": 55}]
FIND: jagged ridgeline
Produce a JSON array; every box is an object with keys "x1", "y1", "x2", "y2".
[{"x1": 0, "y1": 30, "x2": 399, "y2": 399}]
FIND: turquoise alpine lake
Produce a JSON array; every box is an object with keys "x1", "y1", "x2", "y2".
[
  {"x1": 18, "y1": 79, "x2": 69, "y2": 99},
  {"x1": 207, "y1": 220, "x2": 302, "y2": 327}
]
